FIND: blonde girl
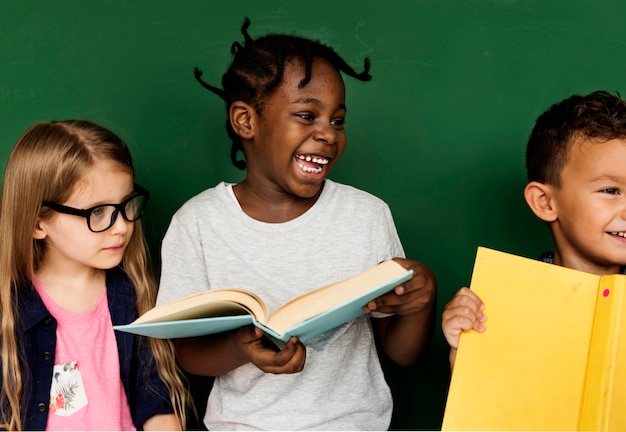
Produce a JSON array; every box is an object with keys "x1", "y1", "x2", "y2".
[{"x1": 0, "y1": 120, "x2": 187, "y2": 430}]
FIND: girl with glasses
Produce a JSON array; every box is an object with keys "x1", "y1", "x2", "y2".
[{"x1": 0, "y1": 120, "x2": 187, "y2": 430}]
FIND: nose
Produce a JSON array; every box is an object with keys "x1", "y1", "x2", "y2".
[
  {"x1": 313, "y1": 123, "x2": 338, "y2": 145},
  {"x1": 109, "y1": 209, "x2": 130, "y2": 235}
]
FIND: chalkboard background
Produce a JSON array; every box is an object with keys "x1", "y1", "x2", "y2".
[{"x1": 2, "y1": 1, "x2": 625, "y2": 429}]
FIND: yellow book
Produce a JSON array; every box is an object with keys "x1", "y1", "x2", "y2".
[{"x1": 441, "y1": 247, "x2": 626, "y2": 431}]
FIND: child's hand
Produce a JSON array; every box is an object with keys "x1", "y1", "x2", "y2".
[
  {"x1": 441, "y1": 287, "x2": 486, "y2": 350},
  {"x1": 236, "y1": 326, "x2": 306, "y2": 374},
  {"x1": 362, "y1": 258, "x2": 436, "y2": 316},
  {"x1": 364, "y1": 258, "x2": 437, "y2": 366}
]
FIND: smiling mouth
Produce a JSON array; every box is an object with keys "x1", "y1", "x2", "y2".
[
  {"x1": 295, "y1": 154, "x2": 330, "y2": 174},
  {"x1": 609, "y1": 231, "x2": 626, "y2": 238}
]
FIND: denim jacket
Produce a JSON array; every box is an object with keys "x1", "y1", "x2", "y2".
[{"x1": 14, "y1": 267, "x2": 173, "y2": 430}]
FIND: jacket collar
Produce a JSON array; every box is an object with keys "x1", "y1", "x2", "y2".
[{"x1": 18, "y1": 267, "x2": 136, "y2": 330}]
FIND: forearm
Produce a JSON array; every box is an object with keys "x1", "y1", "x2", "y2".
[
  {"x1": 143, "y1": 413, "x2": 181, "y2": 431},
  {"x1": 175, "y1": 333, "x2": 248, "y2": 376},
  {"x1": 374, "y1": 299, "x2": 436, "y2": 366}
]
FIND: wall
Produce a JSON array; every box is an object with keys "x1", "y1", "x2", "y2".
[{"x1": 2, "y1": 0, "x2": 625, "y2": 428}]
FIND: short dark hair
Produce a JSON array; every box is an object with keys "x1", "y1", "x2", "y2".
[
  {"x1": 194, "y1": 17, "x2": 372, "y2": 170},
  {"x1": 526, "y1": 90, "x2": 626, "y2": 186}
]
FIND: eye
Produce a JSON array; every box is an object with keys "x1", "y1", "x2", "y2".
[
  {"x1": 297, "y1": 113, "x2": 314, "y2": 121},
  {"x1": 600, "y1": 187, "x2": 620, "y2": 195},
  {"x1": 91, "y1": 206, "x2": 106, "y2": 217},
  {"x1": 330, "y1": 117, "x2": 345, "y2": 127}
]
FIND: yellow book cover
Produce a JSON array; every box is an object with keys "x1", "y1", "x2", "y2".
[{"x1": 441, "y1": 247, "x2": 626, "y2": 431}]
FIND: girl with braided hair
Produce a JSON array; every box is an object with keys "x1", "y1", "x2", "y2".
[{"x1": 157, "y1": 18, "x2": 436, "y2": 430}]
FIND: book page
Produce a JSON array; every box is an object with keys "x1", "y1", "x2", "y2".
[
  {"x1": 133, "y1": 288, "x2": 268, "y2": 324},
  {"x1": 266, "y1": 260, "x2": 409, "y2": 336}
]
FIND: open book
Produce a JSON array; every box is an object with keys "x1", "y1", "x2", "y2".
[
  {"x1": 441, "y1": 247, "x2": 626, "y2": 431},
  {"x1": 114, "y1": 260, "x2": 413, "y2": 342}
]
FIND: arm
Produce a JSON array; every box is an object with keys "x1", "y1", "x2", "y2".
[
  {"x1": 364, "y1": 258, "x2": 437, "y2": 366},
  {"x1": 143, "y1": 413, "x2": 181, "y2": 431},
  {"x1": 175, "y1": 326, "x2": 306, "y2": 376},
  {"x1": 441, "y1": 287, "x2": 486, "y2": 370},
  {"x1": 160, "y1": 197, "x2": 306, "y2": 376}
]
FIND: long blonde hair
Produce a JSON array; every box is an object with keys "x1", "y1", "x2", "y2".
[{"x1": 0, "y1": 120, "x2": 187, "y2": 430}]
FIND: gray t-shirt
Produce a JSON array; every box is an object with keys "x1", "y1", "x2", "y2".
[{"x1": 158, "y1": 180, "x2": 405, "y2": 430}]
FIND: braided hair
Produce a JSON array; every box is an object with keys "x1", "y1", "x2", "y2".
[{"x1": 194, "y1": 17, "x2": 372, "y2": 170}]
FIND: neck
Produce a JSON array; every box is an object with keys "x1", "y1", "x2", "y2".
[
  {"x1": 35, "y1": 263, "x2": 106, "y2": 313},
  {"x1": 552, "y1": 250, "x2": 621, "y2": 276},
  {"x1": 233, "y1": 180, "x2": 323, "y2": 223}
]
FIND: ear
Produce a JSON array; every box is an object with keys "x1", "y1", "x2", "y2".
[
  {"x1": 229, "y1": 101, "x2": 255, "y2": 139},
  {"x1": 33, "y1": 219, "x2": 48, "y2": 240},
  {"x1": 524, "y1": 181, "x2": 558, "y2": 222}
]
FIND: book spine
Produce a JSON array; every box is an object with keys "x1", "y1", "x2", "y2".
[{"x1": 578, "y1": 275, "x2": 626, "y2": 430}]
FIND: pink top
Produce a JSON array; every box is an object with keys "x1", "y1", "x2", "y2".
[{"x1": 34, "y1": 280, "x2": 135, "y2": 431}]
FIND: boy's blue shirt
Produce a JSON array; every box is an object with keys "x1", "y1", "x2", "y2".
[{"x1": 14, "y1": 267, "x2": 173, "y2": 430}]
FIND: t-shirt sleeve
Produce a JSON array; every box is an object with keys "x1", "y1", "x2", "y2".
[
  {"x1": 157, "y1": 206, "x2": 211, "y2": 306},
  {"x1": 377, "y1": 203, "x2": 405, "y2": 261},
  {"x1": 370, "y1": 202, "x2": 406, "y2": 319}
]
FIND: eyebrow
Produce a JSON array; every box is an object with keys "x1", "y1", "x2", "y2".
[
  {"x1": 71, "y1": 186, "x2": 139, "y2": 209},
  {"x1": 293, "y1": 97, "x2": 347, "y2": 112},
  {"x1": 589, "y1": 175, "x2": 626, "y2": 183}
]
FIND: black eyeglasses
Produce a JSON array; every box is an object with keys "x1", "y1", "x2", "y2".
[{"x1": 42, "y1": 184, "x2": 150, "y2": 233}]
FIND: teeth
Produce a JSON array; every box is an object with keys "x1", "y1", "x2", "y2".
[
  {"x1": 296, "y1": 160, "x2": 322, "y2": 173},
  {"x1": 296, "y1": 154, "x2": 329, "y2": 165},
  {"x1": 610, "y1": 232, "x2": 626, "y2": 237}
]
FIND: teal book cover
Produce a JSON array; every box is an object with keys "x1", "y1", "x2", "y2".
[{"x1": 114, "y1": 261, "x2": 413, "y2": 342}]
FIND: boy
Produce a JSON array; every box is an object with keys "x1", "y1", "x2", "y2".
[{"x1": 442, "y1": 90, "x2": 626, "y2": 368}]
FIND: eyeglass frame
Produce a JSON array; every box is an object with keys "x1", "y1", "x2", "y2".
[{"x1": 41, "y1": 183, "x2": 150, "y2": 233}]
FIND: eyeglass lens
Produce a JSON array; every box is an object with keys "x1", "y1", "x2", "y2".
[{"x1": 88, "y1": 194, "x2": 146, "y2": 232}]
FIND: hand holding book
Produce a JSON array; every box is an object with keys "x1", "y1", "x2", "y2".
[
  {"x1": 441, "y1": 287, "x2": 486, "y2": 368},
  {"x1": 233, "y1": 326, "x2": 306, "y2": 375},
  {"x1": 442, "y1": 247, "x2": 626, "y2": 431},
  {"x1": 362, "y1": 257, "x2": 438, "y2": 365},
  {"x1": 362, "y1": 258, "x2": 436, "y2": 315}
]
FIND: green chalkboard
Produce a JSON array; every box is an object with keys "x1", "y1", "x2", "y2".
[{"x1": 2, "y1": 1, "x2": 626, "y2": 429}]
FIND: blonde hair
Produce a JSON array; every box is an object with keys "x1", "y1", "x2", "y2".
[{"x1": 0, "y1": 120, "x2": 188, "y2": 430}]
